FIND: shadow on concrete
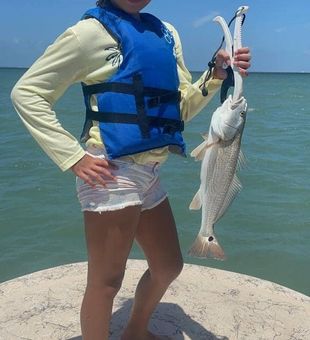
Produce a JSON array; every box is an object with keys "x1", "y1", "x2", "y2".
[{"x1": 67, "y1": 298, "x2": 228, "y2": 340}]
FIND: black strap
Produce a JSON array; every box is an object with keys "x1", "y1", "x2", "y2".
[
  {"x1": 148, "y1": 91, "x2": 181, "y2": 108},
  {"x1": 82, "y1": 82, "x2": 135, "y2": 96},
  {"x1": 220, "y1": 66, "x2": 234, "y2": 103},
  {"x1": 82, "y1": 81, "x2": 180, "y2": 99},
  {"x1": 199, "y1": 12, "x2": 246, "y2": 97},
  {"x1": 85, "y1": 109, "x2": 184, "y2": 132},
  {"x1": 82, "y1": 75, "x2": 182, "y2": 139},
  {"x1": 133, "y1": 74, "x2": 149, "y2": 138}
]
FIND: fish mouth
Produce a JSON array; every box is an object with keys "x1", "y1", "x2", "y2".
[{"x1": 224, "y1": 122, "x2": 239, "y2": 131}]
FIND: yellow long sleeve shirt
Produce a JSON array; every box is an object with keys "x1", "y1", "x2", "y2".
[{"x1": 11, "y1": 17, "x2": 222, "y2": 171}]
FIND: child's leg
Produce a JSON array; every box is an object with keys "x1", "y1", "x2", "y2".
[
  {"x1": 122, "y1": 198, "x2": 184, "y2": 340},
  {"x1": 80, "y1": 205, "x2": 141, "y2": 340}
]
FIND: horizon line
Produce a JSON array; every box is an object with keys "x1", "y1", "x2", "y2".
[{"x1": 1, "y1": 66, "x2": 310, "y2": 75}]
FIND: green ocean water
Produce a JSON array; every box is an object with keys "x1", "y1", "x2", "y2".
[{"x1": 1, "y1": 68, "x2": 309, "y2": 295}]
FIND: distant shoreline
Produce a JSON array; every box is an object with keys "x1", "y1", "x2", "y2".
[
  {"x1": 1, "y1": 66, "x2": 309, "y2": 75},
  {"x1": 191, "y1": 70, "x2": 310, "y2": 75}
]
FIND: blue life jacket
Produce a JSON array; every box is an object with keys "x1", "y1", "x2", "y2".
[{"x1": 80, "y1": 5, "x2": 186, "y2": 159}]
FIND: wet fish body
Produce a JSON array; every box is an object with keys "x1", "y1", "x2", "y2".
[
  {"x1": 188, "y1": 98, "x2": 247, "y2": 260},
  {"x1": 188, "y1": 6, "x2": 249, "y2": 260}
]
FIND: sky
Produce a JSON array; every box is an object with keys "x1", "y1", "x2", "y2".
[{"x1": 1, "y1": 0, "x2": 310, "y2": 72}]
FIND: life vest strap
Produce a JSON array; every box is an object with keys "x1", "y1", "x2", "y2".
[
  {"x1": 82, "y1": 82, "x2": 136, "y2": 96},
  {"x1": 147, "y1": 91, "x2": 181, "y2": 108},
  {"x1": 82, "y1": 74, "x2": 182, "y2": 139},
  {"x1": 82, "y1": 83, "x2": 181, "y2": 108},
  {"x1": 85, "y1": 109, "x2": 184, "y2": 134},
  {"x1": 133, "y1": 74, "x2": 149, "y2": 138}
]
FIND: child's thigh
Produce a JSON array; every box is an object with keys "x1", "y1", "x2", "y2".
[
  {"x1": 135, "y1": 198, "x2": 183, "y2": 272},
  {"x1": 83, "y1": 205, "x2": 141, "y2": 285}
]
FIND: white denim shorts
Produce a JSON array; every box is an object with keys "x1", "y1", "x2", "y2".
[{"x1": 76, "y1": 147, "x2": 167, "y2": 213}]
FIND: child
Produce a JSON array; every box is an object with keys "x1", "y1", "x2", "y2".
[{"x1": 11, "y1": 0, "x2": 251, "y2": 339}]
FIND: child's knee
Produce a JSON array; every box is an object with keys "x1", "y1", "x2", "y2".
[
  {"x1": 152, "y1": 258, "x2": 184, "y2": 285},
  {"x1": 86, "y1": 273, "x2": 124, "y2": 299}
]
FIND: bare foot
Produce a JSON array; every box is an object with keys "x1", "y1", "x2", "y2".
[{"x1": 121, "y1": 329, "x2": 161, "y2": 340}]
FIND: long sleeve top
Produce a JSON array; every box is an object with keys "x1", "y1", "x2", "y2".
[{"x1": 11, "y1": 17, "x2": 222, "y2": 171}]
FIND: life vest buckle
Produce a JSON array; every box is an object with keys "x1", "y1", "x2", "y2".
[
  {"x1": 148, "y1": 96, "x2": 161, "y2": 108},
  {"x1": 147, "y1": 91, "x2": 181, "y2": 109},
  {"x1": 163, "y1": 120, "x2": 184, "y2": 134}
]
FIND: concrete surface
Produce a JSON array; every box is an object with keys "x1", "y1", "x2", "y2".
[{"x1": 0, "y1": 259, "x2": 309, "y2": 339}]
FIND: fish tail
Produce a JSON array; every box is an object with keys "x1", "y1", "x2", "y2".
[{"x1": 188, "y1": 234, "x2": 226, "y2": 260}]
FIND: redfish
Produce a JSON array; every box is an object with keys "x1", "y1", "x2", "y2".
[{"x1": 189, "y1": 6, "x2": 249, "y2": 260}]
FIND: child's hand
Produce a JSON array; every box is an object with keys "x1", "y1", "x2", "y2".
[
  {"x1": 213, "y1": 49, "x2": 231, "y2": 80},
  {"x1": 71, "y1": 154, "x2": 117, "y2": 187},
  {"x1": 234, "y1": 47, "x2": 251, "y2": 76},
  {"x1": 213, "y1": 47, "x2": 251, "y2": 79}
]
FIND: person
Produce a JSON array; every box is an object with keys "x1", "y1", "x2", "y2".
[{"x1": 11, "y1": 0, "x2": 251, "y2": 339}]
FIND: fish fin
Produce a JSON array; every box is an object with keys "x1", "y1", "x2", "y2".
[
  {"x1": 190, "y1": 140, "x2": 209, "y2": 160},
  {"x1": 237, "y1": 150, "x2": 247, "y2": 170},
  {"x1": 201, "y1": 132, "x2": 208, "y2": 140},
  {"x1": 188, "y1": 234, "x2": 226, "y2": 260},
  {"x1": 190, "y1": 139, "x2": 217, "y2": 161},
  {"x1": 189, "y1": 189, "x2": 202, "y2": 210},
  {"x1": 215, "y1": 175, "x2": 242, "y2": 223}
]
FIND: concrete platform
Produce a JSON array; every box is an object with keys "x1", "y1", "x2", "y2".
[{"x1": 0, "y1": 259, "x2": 309, "y2": 340}]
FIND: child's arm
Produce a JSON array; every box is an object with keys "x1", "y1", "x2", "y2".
[
  {"x1": 11, "y1": 19, "x2": 116, "y2": 172},
  {"x1": 166, "y1": 23, "x2": 223, "y2": 122},
  {"x1": 11, "y1": 26, "x2": 88, "y2": 171}
]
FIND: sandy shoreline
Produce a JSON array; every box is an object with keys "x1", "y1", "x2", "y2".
[{"x1": 0, "y1": 259, "x2": 309, "y2": 339}]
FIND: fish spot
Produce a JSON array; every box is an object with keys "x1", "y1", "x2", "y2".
[{"x1": 208, "y1": 236, "x2": 214, "y2": 242}]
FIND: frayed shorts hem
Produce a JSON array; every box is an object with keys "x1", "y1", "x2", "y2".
[
  {"x1": 81, "y1": 201, "x2": 141, "y2": 213},
  {"x1": 81, "y1": 193, "x2": 167, "y2": 214}
]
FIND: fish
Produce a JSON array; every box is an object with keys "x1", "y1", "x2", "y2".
[
  {"x1": 188, "y1": 96, "x2": 247, "y2": 260},
  {"x1": 188, "y1": 6, "x2": 249, "y2": 260}
]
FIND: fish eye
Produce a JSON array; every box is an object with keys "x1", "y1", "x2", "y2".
[{"x1": 240, "y1": 111, "x2": 245, "y2": 116}]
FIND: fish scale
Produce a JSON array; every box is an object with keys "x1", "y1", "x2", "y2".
[{"x1": 206, "y1": 137, "x2": 240, "y2": 226}]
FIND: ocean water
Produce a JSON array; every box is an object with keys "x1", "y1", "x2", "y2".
[{"x1": 1, "y1": 68, "x2": 309, "y2": 296}]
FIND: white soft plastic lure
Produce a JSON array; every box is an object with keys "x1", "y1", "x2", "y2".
[{"x1": 188, "y1": 6, "x2": 249, "y2": 260}]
